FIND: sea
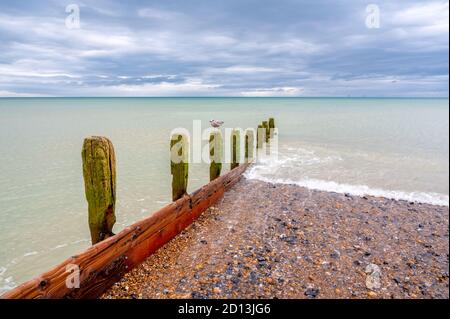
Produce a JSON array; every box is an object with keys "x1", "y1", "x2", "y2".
[{"x1": 0, "y1": 97, "x2": 448, "y2": 293}]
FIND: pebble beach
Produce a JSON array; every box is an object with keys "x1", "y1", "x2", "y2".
[{"x1": 102, "y1": 178, "x2": 449, "y2": 299}]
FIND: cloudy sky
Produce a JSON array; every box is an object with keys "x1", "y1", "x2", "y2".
[{"x1": 0, "y1": 0, "x2": 448, "y2": 97}]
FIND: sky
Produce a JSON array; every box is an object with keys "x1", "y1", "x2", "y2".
[{"x1": 0, "y1": 0, "x2": 448, "y2": 97}]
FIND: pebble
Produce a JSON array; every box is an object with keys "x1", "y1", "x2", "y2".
[
  {"x1": 304, "y1": 287, "x2": 320, "y2": 298},
  {"x1": 101, "y1": 179, "x2": 449, "y2": 300},
  {"x1": 365, "y1": 264, "x2": 382, "y2": 290},
  {"x1": 330, "y1": 250, "x2": 341, "y2": 259}
]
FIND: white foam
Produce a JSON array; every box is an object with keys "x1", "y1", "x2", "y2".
[
  {"x1": 23, "y1": 251, "x2": 38, "y2": 257},
  {"x1": 245, "y1": 165, "x2": 449, "y2": 207},
  {"x1": 51, "y1": 244, "x2": 68, "y2": 250},
  {"x1": 257, "y1": 147, "x2": 342, "y2": 167},
  {"x1": 71, "y1": 239, "x2": 89, "y2": 245},
  {"x1": 0, "y1": 267, "x2": 16, "y2": 294}
]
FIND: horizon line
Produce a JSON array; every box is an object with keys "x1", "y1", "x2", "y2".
[{"x1": 0, "y1": 96, "x2": 449, "y2": 99}]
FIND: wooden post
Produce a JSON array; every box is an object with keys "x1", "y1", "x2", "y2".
[
  {"x1": 82, "y1": 136, "x2": 116, "y2": 245},
  {"x1": 1, "y1": 163, "x2": 251, "y2": 299},
  {"x1": 231, "y1": 129, "x2": 239, "y2": 170},
  {"x1": 257, "y1": 124, "x2": 265, "y2": 149},
  {"x1": 262, "y1": 121, "x2": 270, "y2": 142},
  {"x1": 170, "y1": 134, "x2": 188, "y2": 201},
  {"x1": 209, "y1": 131, "x2": 223, "y2": 181},
  {"x1": 245, "y1": 129, "x2": 254, "y2": 162},
  {"x1": 269, "y1": 117, "x2": 275, "y2": 138}
]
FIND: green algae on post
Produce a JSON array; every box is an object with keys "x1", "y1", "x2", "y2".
[
  {"x1": 170, "y1": 134, "x2": 189, "y2": 201},
  {"x1": 209, "y1": 131, "x2": 223, "y2": 181},
  {"x1": 262, "y1": 121, "x2": 270, "y2": 143},
  {"x1": 269, "y1": 117, "x2": 275, "y2": 138},
  {"x1": 245, "y1": 129, "x2": 254, "y2": 163},
  {"x1": 81, "y1": 136, "x2": 116, "y2": 245},
  {"x1": 257, "y1": 124, "x2": 265, "y2": 149},
  {"x1": 231, "y1": 129, "x2": 240, "y2": 170}
]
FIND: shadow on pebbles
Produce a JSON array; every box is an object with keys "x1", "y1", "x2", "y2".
[{"x1": 102, "y1": 178, "x2": 449, "y2": 299}]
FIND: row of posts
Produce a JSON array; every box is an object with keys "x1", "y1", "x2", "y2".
[
  {"x1": 170, "y1": 117, "x2": 276, "y2": 202},
  {"x1": 81, "y1": 118, "x2": 275, "y2": 244}
]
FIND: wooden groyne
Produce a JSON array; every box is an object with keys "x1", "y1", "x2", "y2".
[{"x1": 1, "y1": 119, "x2": 276, "y2": 299}]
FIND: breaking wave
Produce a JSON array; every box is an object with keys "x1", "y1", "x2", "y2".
[{"x1": 245, "y1": 149, "x2": 449, "y2": 207}]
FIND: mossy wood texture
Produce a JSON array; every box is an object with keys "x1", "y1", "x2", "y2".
[
  {"x1": 257, "y1": 125, "x2": 265, "y2": 149},
  {"x1": 209, "y1": 131, "x2": 223, "y2": 181},
  {"x1": 2, "y1": 163, "x2": 250, "y2": 299},
  {"x1": 231, "y1": 130, "x2": 240, "y2": 170},
  {"x1": 170, "y1": 134, "x2": 189, "y2": 201},
  {"x1": 82, "y1": 136, "x2": 116, "y2": 245},
  {"x1": 245, "y1": 130, "x2": 254, "y2": 162},
  {"x1": 268, "y1": 117, "x2": 275, "y2": 138},
  {"x1": 262, "y1": 121, "x2": 270, "y2": 142}
]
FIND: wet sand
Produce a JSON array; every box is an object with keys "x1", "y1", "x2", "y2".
[{"x1": 103, "y1": 178, "x2": 449, "y2": 299}]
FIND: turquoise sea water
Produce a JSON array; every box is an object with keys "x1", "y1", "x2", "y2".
[{"x1": 0, "y1": 97, "x2": 448, "y2": 292}]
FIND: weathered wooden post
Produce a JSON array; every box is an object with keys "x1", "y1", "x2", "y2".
[
  {"x1": 245, "y1": 129, "x2": 254, "y2": 163},
  {"x1": 209, "y1": 131, "x2": 223, "y2": 181},
  {"x1": 269, "y1": 117, "x2": 275, "y2": 138},
  {"x1": 82, "y1": 136, "x2": 116, "y2": 245},
  {"x1": 257, "y1": 124, "x2": 264, "y2": 149},
  {"x1": 262, "y1": 121, "x2": 270, "y2": 142},
  {"x1": 231, "y1": 129, "x2": 240, "y2": 170},
  {"x1": 170, "y1": 134, "x2": 189, "y2": 201}
]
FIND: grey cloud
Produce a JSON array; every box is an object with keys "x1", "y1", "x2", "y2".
[{"x1": 0, "y1": 0, "x2": 447, "y2": 96}]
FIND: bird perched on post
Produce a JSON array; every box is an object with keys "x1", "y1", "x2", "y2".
[{"x1": 209, "y1": 119, "x2": 224, "y2": 128}]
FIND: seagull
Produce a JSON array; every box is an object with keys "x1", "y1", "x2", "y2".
[{"x1": 209, "y1": 119, "x2": 224, "y2": 128}]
